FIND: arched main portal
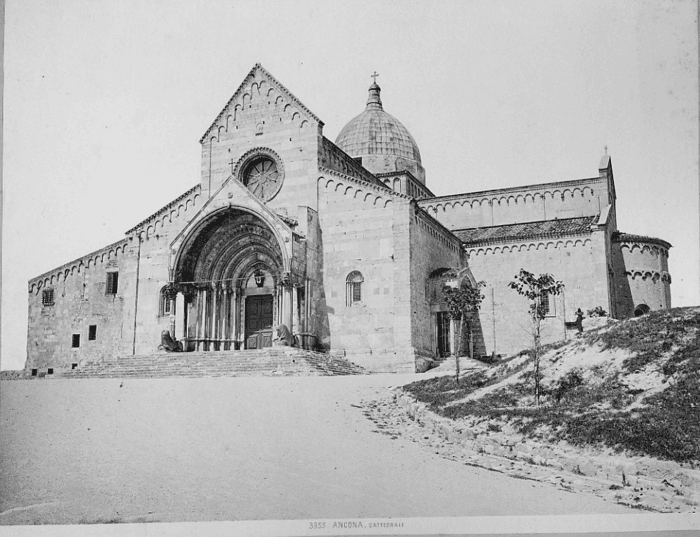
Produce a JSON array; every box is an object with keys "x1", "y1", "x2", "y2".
[{"x1": 169, "y1": 208, "x2": 296, "y2": 351}]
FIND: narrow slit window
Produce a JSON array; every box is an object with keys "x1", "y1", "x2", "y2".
[
  {"x1": 160, "y1": 287, "x2": 173, "y2": 316},
  {"x1": 72, "y1": 334, "x2": 80, "y2": 348}
]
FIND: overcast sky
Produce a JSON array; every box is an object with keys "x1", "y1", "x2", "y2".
[{"x1": 2, "y1": 0, "x2": 698, "y2": 370}]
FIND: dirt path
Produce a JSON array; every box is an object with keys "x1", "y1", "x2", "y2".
[{"x1": 0, "y1": 375, "x2": 634, "y2": 525}]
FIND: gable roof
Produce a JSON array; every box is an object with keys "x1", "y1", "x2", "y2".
[
  {"x1": 455, "y1": 216, "x2": 597, "y2": 246},
  {"x1": 200, "y1": 63, "x2": 323, "y2": 143}
]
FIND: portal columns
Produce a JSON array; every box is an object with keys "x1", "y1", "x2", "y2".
[
  {"x1": 211, "y1": 283, "x2": 220, "y2": 351},
  {"x1": 196, "y1": 287, "x2": 207, "y2": 351},
  {"x1": 281, "y1": 273, "x2": 294, "y2": 332}
]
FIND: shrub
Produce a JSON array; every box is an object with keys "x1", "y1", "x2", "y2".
[
  {"x1": 403, "y1": 307, "x2": 700, "y2": 463},
  {"x1": 552, "y1": 368, "x2": 584, "y2": 404},
  {"x1": 587, "y1": 306, "x2": 608, "y2": 317}
]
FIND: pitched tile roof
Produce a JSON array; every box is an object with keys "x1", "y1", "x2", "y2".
[
  {"x1": 455, "y1": 216, "x2": 598, "y2": 246},
  {"x1": 612, "y1": 232, "x2": 672, "y2": 249}
]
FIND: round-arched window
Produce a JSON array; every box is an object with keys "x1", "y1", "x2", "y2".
[
  {"x1": 160, "y1": 286, "x2": 174, "y2": 316},
  {"x1": 346, "y1": 271, "x2": 364, "y2": 306}
]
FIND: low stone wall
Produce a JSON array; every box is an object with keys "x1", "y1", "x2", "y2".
[
  {"x1": 391, "y1": 389, "x2": 700, "y2": 512},
  {"x1": 338, "y1": 348, "x2": 416, "y2": 374}
]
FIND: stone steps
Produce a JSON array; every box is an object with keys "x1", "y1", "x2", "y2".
[{"x1": 51, "y1": 348, "x2": 368, "y2": 379}]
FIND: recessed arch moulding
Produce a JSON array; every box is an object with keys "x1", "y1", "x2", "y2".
[
  {"x1": 424, "y1": 267, "x2": 487, "y2": 362},
  {"x1": 167, "y1": 205, "x2": 309, "y2": 351}
]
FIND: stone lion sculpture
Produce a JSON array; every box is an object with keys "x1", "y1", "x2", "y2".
[
  {"x1": 158, "y1": 330, "x2": 182, "y2": 352},
  {"x1": 272, "y1": 324, "x2": 294, "y2": 347}
]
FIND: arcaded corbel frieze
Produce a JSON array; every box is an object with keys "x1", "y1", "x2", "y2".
[
  {"x1": 28, "y1": 238, "x2": 130, "y2": 294},
  {"x1": 466, "y1": 237, "x2": 593, "y2": 257}
]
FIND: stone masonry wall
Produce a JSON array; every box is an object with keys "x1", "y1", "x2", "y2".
[
  {"x1": 27, "y1": 184, "x2": 207, "y2": 371},
  {"x1": 465, "y1": 232, "x2": 610, "y2": 357},
  {"x1": 612, "y1": 239, "x2": 672, "y2": 318},
  {"x1": 408, "y1": 209, "x2": 464, "y2": 358},
  {"x1": 128, "y1": 187, "x2": 206, "y2": 355},
  {"x1": 199, "y1": 67, "x2": 322, "y2": 220},
  {"x1": 317, "y1": 170, "x2": 415, "y2": 372},
  {"x1": 26, "y1": 240, "x2": 135, "y2": 372},
  {"x1": 419, "y1": 177, "x2": 610, "y2": 231}
]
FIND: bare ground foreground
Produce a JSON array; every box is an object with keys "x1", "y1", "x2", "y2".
[{"x1": 0, "y1": 374, "x2": 636, "y2": 525}]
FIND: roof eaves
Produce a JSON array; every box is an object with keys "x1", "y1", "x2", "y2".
[
  {"x1": 29, "y1": 237, "x2": 130, "y2": 286},
  {"x1": 374, "y1": 169, "x2": 435, "y2": 198},
  {"x1": 318, "y1": 166, "x2": 410, "y2": 201},
  {"x1": 457, "y1": 216, "x2": 597, "y2": 247},
  {"x1": 460, "y1": 228, "x2": 593, "y2": 248},
  {"x1": 613, "y1": 232, "x2": 672, "y2": 250},
  {"x1": 419, "y1": 176, "x2": 605, "y2": 205},
  {"x1": 125, "y1": 184, "x2": 201, "y2": 235},
  {"x1": 321, "y1": 137, "x2": 389, "y2": 190}
]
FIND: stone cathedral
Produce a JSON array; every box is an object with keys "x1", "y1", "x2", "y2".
[{"x1": 26, "y1": 64, "x2": 672, "y2": 374}]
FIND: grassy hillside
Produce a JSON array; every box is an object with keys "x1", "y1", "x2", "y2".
[{"x1": 404, "y1": 307, "x2": 700, "y2": 464}]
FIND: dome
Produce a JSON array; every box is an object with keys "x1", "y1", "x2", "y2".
[{"x1": 335, "y1": 82, "x2": 425, "y2": 184}]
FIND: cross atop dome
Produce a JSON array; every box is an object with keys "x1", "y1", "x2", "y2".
[
  {"x1": 335, "y1": 73, "x2": 426, "y2": 184},
  {"x1": 366, "y1": 75, "x2": 382, "y2": 110}
]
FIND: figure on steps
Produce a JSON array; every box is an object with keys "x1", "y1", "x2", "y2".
[
  {"x1": 272, "y1": 324, "x2": 294, "y2": 346},
  {"x1": 159, "y1": 330, "x2": 182, "y2": 352}
]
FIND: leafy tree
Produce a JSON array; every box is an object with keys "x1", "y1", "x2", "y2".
[
  {"x1": 442, "y1": 278, "x2": 486, "y2": 382},
  {"x1": 508, "y1": 269, "x2": 564, "y2": 407}
]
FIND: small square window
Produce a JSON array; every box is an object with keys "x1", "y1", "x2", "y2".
[
  {"x1": 71, "y1": 363, "x2": 78, "y2": 370},
  {"x1": 72, "y1": 334, "x2": 80, "y2": 348},
  {"x1": 106, "y1": 272, "x2": 119, "y2": 295},
  {"x1": 31, "y1": 369, "x2": 37, "y2": 377},
  {"x1": 88, "y1": 325, "x2": 97, "y2": 340},
  {"x1": 42, "y1": 289, "x2": 54, "y2": 306},
  {"x1": 47, "y1": 368, "x2": 53, "y2": 375}
]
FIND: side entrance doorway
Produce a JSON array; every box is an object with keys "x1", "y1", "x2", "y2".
[
  {"x1": 245, "y1": 295, "x2": 274, "y2": 349},
  {"x1": 436, "y1": 311, "x2": 451, "y2": 357}
]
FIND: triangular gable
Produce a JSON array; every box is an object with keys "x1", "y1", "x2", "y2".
[
  {"x1": 169, "y1": 173, "x2": 297, "y2": 273},
  {"x1": 199, "y1": 63, "x2": 323, "y2": 143}
]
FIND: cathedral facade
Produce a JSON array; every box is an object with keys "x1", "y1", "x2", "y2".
[{"x1": 26, "y1": 64, "x2": 672, "y2": 374}]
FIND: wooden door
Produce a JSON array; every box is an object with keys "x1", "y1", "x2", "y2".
[
  {"x1": 245, "y1": 295, "x2": 274, "y2": 349},
  {"x1": 436, "y1": 312, "x2": 451, "y2": 357}
]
